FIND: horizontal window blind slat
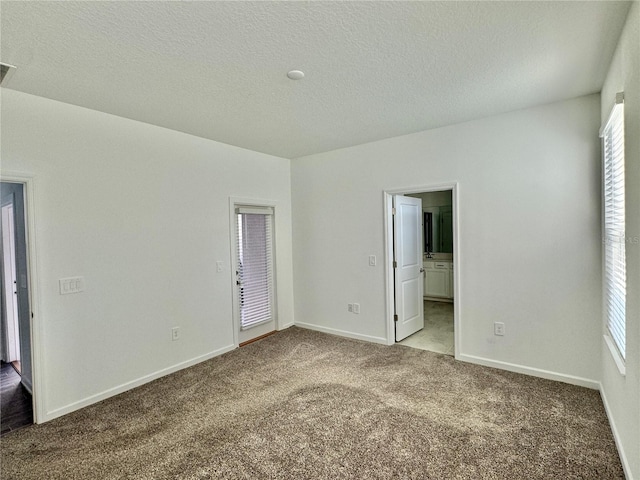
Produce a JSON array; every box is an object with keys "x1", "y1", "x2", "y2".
[{"x1": 236, "y1": 206, "x2": 274, "y2": 215}]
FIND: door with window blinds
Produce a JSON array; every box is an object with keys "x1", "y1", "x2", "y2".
[
  {"x1": 234, "y1": 206, "x2": 276, "y2": 345},
  {"x1": 601, "y1": 95, "x2": 626, "y2": 359}
]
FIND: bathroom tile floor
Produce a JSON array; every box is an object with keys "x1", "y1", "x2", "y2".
[
  {"x1": 1, "y1": 361, "x2": 33, "y2": 436},
  {"x1": 399, "y1": 300, "x2": 454, "y2": 355}
]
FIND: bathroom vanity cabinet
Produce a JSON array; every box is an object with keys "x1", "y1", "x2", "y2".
[{"x1": 424, "y1": 261, "x2": 453, "y2": 301}]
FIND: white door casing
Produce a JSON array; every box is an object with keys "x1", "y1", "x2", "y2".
[{"x1": 393, "y1": 195, "x2": 424, "y2": 341}]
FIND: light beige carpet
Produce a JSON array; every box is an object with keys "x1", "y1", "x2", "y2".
[{"x1": 0, "y1": 327, "x2": 623, "y2": 479}]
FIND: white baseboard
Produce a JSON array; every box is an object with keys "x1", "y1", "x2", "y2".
[
  {"x1": 295, "y1": 322, "x2": 387, "y2": 345},
  {"x1": 43, "y1": 344, "x2": 236, "y2": 423},
  {"x1": 599, "y1": 383, "x2": 633, "y2": 480},
  {"x1": 279, "y1": 322, "x2": 294, "y2": 330},
  {"x1": 456, "y1": 353, "x2": 600, "y2": 390}
]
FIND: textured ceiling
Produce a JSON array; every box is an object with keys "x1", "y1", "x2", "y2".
[{"x1": 0, "y1": 1, "x2": 632, "y2": 159}]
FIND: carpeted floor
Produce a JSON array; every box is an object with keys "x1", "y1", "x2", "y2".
[{"x1": 0, "y1": 327, "x2": 623, "y2": 479}]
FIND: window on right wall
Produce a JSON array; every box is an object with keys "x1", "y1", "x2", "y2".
[{"x1": 601, "y1": 92, "x2": 626, "y2": 363}]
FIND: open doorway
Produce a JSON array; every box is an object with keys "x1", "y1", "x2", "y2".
[
  {"x1": 0, "y1": 181, "x2": 34, "y2": 434},
  {"x1": 400, "y1": 190, "x2": 454, "y2": 355},
  {"x1": 384, "y1": 185, "x2": 459, "y2": 357}
]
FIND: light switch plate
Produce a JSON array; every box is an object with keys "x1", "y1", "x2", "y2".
[
  {"x1": 369, "y1": 255, "x2": 376, "y2": 266},
  {"x1": 59, "y1": 277, "x2": 84, "y2": 295}
]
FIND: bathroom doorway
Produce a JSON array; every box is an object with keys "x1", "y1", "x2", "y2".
[{"x1": 384, "y1": 184, "x2": 459, "y2": 357}]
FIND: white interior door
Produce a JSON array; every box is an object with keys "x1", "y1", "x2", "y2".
[
  {"x1": 394, "y1": 195, "x2": 424, "y2": 341},
  {"x1": 2, "y1": 201, "x2": 21, "y2": 362}
]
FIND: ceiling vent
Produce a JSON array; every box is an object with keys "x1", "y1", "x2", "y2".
[{"x1": 0, "y1": 63, "x2": 17, "y2": 86}]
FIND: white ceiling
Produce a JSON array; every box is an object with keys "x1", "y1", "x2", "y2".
[{"x1": 0, "y1": 1, "x2": 632, "y2": 159}]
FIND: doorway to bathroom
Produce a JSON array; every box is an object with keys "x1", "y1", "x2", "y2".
[{"x1": 384, "y1": 184, "x2": 459, "y2": 357}]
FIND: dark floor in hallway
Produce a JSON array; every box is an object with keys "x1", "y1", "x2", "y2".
[{"x1": 1, "y1": 361, "x2": 33, "y2": 436}]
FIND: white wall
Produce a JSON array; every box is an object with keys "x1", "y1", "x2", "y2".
[
  {"x1": 292, "y1": 94, "x2": 603, "y2": 385},
  {"x1": 0, "y1": 90, "x2": 294, "y2": 422},
  {"x1": 408, "y1": 190, "x2": 452, "y2": 208},
  {"x1": 600, "y1": 3, "x2": 640, "y2": 478}
]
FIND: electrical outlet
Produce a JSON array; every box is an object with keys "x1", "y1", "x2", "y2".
[
  {"x1": 348, "y1": 303, "x2": 353, "y2": 313},
  {"x1": 216, "y1": 261, "x2": 223, "y2": 272},
  {"x1": 494, "y1": 322, "x2": 505, "y2": 336},
  {"x1": 353, "y1": 303, "x2": 360, "y2": 314},
  {"x1": 369, "y1": 255, "x2": 376, "y2": 266},
  {"x1": 172, "y1": 327, "x2": 180, "y2": 341}
]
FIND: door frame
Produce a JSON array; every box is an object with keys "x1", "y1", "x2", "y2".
[
  {"x1": 0, "y1": 172, "x2": 43, "y2": 423},
  {"x1": 383, "y1": 183, "x2": 461, "y2": 358},
  {"x1": 228, "y1": 197, "x2": 279, "y2": 348}
]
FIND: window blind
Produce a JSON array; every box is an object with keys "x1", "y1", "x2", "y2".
[
  {"x1": 601, "y1": 93, "x2": 625, "y2": 359},
  {"x1": 236, "y1": 207, "x2": 274, "y2": 331}
]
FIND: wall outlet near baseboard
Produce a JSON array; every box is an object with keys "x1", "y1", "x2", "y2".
[
  {"x1": 348, "y1": 303, "x2": 353, "y2": 313},
  {"x1": 353, "y1": 303, "x2": 360, "y2": 314},
  {"x1": 494, "y1": 322, "x2": 505, "y2": 336},
  {"x1": 172, "y1": 327, "x2": 180, "y2": 341}
]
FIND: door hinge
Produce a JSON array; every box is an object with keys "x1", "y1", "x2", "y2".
[
  {"x1": 394, "y1": 314, "x2": 398, "y2": 322},
  {"x1": 392, "y1": 207, "x2": 396, "y2": 216},
  {"x1": 393, "y1": 260, "x2": 397, "y2": 268}
]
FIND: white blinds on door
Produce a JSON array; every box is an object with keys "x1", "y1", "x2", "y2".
[
  {"x1": 236, "y1": 207, "x2": 274, "y2": 330},
  {"x1": 601, "y1": 94, "x2": 626, "y2": 359}
]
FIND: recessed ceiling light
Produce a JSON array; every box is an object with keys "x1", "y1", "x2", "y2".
[{"x1": 287, "y1": 70, "x2": 304, "y2": 80}]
